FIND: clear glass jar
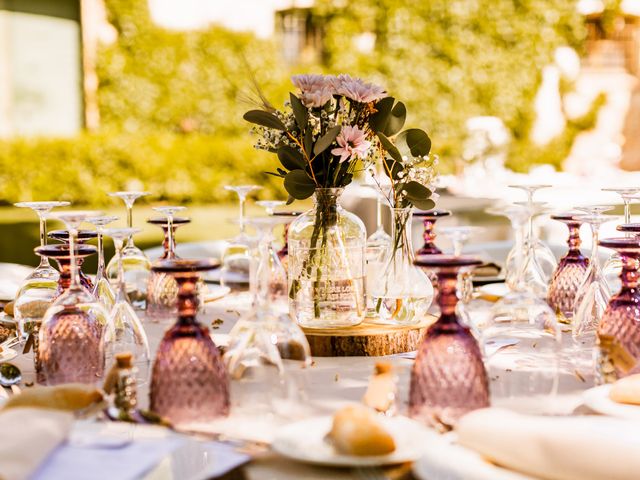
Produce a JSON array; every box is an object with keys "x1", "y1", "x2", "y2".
[
  {"x1": 288, "y1": 188, "x2": 366, "y2": 328},
  {"x1": 371, "y1": 207, "x2": 433, "y2": 324}
]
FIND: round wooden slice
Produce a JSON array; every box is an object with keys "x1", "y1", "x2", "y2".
[{"x1": 303, "y1": 316, "x2": 436, "y2": 357}]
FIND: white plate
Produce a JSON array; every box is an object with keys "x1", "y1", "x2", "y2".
[
  {"x1": 412, "y1": 432, "x2": 535, "y2": 480},
  {"x1": 582, "y1": 384, "x2": 640, "y2": 421},
  {"x1": 203, "y1": 285, "x2": 231, "y2": 303},
  {"x1": 0, "y1": 347, "x2": 17, "y2": 363},
  {"x1": 477, "y1": 283, "x2": 509, "y2": 299},
  {"x1": 272, "y1": 415, "x2": 436, "y2": 467}
]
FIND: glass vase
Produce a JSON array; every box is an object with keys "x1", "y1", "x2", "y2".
[
  {"x1": 288, "y1": 188, "x2": 366, "y2": 328},
  {"x1": 371, "y1": 207, "x2": 433, "y2": 324},
  {"x1": 409, "y1": 255, "x2": 489, "y2": 428}
]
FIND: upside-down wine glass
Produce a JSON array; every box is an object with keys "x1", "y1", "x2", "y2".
[
  {"x1": 38, "y1": 211, "x2": 109, "y2": 385},
  {"x1": 106, "y1": 191, "x2": 152, "y2": 308},
  {"x1": 409, "y1": 255, "x2": 489, "y2": 428},
  {"x1": 597, "y1": 236, "x2": 640, "y2": 383},
  {"x1": 483, "y1": 203, "x2": 561, "y2": 413},
  {"x1": 150, "y1": 259, "x2": 230, "y2": 427},
  {"x1": 220, "y1": 185, "x2": 261, "y2": 290},
  {"x1": 546, "y1": 213, "x2": 589, "y2": 323},
  {"x1": 224, "y1": 216, "x2": 311, "y2": 419},
  {"x1": 146, "y1": 214, "x2": 191, "y2": 321},
  {"x1": 13, "y1": 201, "x2": 70, "y2": 341},
  {"x1": 272, "y1": 210, "x2": 302, "y2": 271},
  {"x1": 572, "y1": 208, "x2": 615, "y2": 346},
  {"x1": 413, "y1": 209, "x2": 451, "y2": 301},
  {"x1": 255, "y1": 201, "x2": 288, "y2": 309},
  {"x1": 48, "y1": 229, "x2": 98, "y2": 291},
  {"x1": 601, "y1": 188, "x2": 640, "y2": 292},
  {"x1": 104, "y1": 227, "x2": 151, "y2": 385},
  {"x1": 86, "y1": 215, "x2": 119, "y2": 310}
]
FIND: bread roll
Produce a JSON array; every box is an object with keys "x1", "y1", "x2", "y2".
[
  {"x1": 328, "y1": 405, "x2": 396, "y2": 456},
  {"x1": 2, "y1": 384, "x2": 103, "y2": 412},
  {"x1": 609, "y1": 374, "x2": 640, "y2": 405}
]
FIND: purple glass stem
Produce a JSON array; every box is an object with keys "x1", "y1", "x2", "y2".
[
  {"x1": 149, "y1": 259, "x2": 229, "y2": 425},
  {"x1": 409, "y1": 256, "x2": 490, "y2": 426},
  {"x1": 414, "y1": 210, "x2": 451, "y2": 256},
  {"x1": 598, "y1": 237, "x2": 640, "y2": 382},
  {"x1": 547, "y1": 216, "x2": 589, "y2": 320},
  {"x1": 36, "y1": 244, "x2": 96, "y2": 296}
]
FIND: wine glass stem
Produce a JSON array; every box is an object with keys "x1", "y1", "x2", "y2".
[
  {"x1": 591, "y1": 225, "x2": 600, "y2": 272},
  {"x1": 115, "y1": 238, "x2": 127, "y2": 301},
  {"x1": 624, "y1": 199, "x2": 631, "y2": 225},
  {"x1": 375, "y1": 196, "x2": 382, "y2": 230},
  {"x1": 96, "y1": 231, "x2": 105, "y2": 278},
  {"x1": 126, "y1": 202, "x2": 134, "y2": 247},
  {"x1": 239, "y1": 196, "x2": 246, "y2": 235},
  {"x1": 37, "y1": 213, "x2": 51, "y2": 268},
  {"x1": 167, "y1": 215, "x2": 175, "y2": 257},
  {"x1": 69, "y1": 228, "x2": 80, "y2": 288}
]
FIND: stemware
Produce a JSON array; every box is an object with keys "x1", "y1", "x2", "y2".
[
  {"x1": 86, "y1": 215, "x2": 119, "y2": 309},
  {"x1": 414, "y1": 210, "x2": 451, "y2": 256},
  {"x1": 272, "y1": 211, "x2": 302, "y2": 270},
  {"x1": 38, "y1": 211, "x2": 109, "y2": 385},
  {"x1": 409, "y1": 255, "x2": 489, "y2": 427},
  {"x1": 103, "y1": 228, "x2": 151, "y2": 385},
  {"x1": 572, "y1": 209, "x2": 615, "y2": 344},
  {"x1": 254, "y1": 203, "x2": 288, "y2": 308},
  {"x1": 364, "y1": 187, "x2": 392, "y2": 318},
  {"x1": 150, "y1": 259, "x2": 229, "y2": 426},
  {"x1": 48, "y1": 229, "x2": 98, "y2": 291},
  {"x1": 224, "y1": 216, "x2": 311, "y2": 418},
  {"x1": 13, "y1": 202, "x2": 70, "y2": 337},
  {"x1": 438, "y1": 226, "x2": 484, "y2": 307},
  {"x1": 220, "y1": 185, "x2": 261, "y2": 289},
  {"x1": 546, "y1": 213, "x2": 589, "y2": 323},
  {"x1": 146, "y1": 215, "x2": 191, "y2": 321},
  {"x1": 597, "y1": 237, "x2": 640, "y2": 383},
  {"x1": 483, "y1": 254, "x2": 561, "y2": 414},
  {"x1": 106, "y1": 191, "x2": 152, "y2": 308}
]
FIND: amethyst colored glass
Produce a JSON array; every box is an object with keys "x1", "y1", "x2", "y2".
[
  {"x1": 618, "y1": 223, "x2": 640, "y2": 235},
  {"x1": 547, "y1": 214, "x2": 589, "y2": 322},
  {"x1": 413, "y1": 210, "x2": 451, "y2": 256},
  {"x1": 597, "y1": 237, "x2": 640, "y2": 383},
  {"x1": 409, "y1": 255, "x2": 490, "y2": 427},
  {"x1": 36, "y1": 244, "x2": 97, "y2": 297},
  {"x1": 147, "y1": 217, "x2": 190, "y2": 260},
  {"x1": 150, "y1": 259, "x2": 230, "y2": 426},
  {"x1": 48, "y1": 229, "x2": 98, "y2": 290}
]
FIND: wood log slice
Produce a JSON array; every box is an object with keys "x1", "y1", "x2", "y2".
[{"x1": 303, "y1": 316, "x2": 436, "y2": 357}]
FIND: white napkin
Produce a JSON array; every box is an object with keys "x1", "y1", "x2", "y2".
[{"x1": 457, "y1": 408, "x2": 640, "y2": 480}]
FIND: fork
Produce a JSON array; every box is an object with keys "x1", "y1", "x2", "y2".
[{"x1": 353, "y1": 466, "x2": 389, "y2": 480}]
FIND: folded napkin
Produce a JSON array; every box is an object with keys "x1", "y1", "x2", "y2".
[
  {"x1": 0, "y1": 407, "x2": 74, "y2": 480},
  {"x1": 457, "y1": 408, "x2": 640, "y2": 480}
]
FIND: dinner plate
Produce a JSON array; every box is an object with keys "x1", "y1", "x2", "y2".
[
  {"x1": 0, "y1": 347, "x2": 18, "y2": 363},
  {"x1": 582, "y1": 384, "x2": 640, "y2": 421},
  {"x1": 203, "y1": 285, "x2": 231, "y2": 303},
  {"x1": 272, "y1": 415, "x2": 436, "y2": 467},
  {"x1": 476, "y1": 282, "x2": 509, "y2": 301},
  {"x1": 412, "y1": 432, "x2": 535, "y2": 480},
  {"x1": 202, "y1": 269, "x2": 249, "y2": 285}
]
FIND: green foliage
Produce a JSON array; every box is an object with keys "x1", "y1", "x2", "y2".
[
  {"x1": 0, "y1": 131, "x2": 283, "y2": 205},
  {"x1": 314, "y1": 0, "x2": 587, "y2": 164}
]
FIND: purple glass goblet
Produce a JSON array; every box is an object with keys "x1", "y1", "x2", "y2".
[
  {"x1": 48, "y1": 229, "x2": 98, "y2": 290},
  {"x1": 409, "y1": 255, "x2": 490, "y2": 427},
  {"x1": 146, "y1": 217, "x2": 191, "y2": 260},
  {"x1": 617, "y1": 223, "x2": 640, "y2": 236},
  {"x1": 597, "y1": 237, "x2": 640, "y2": 383},
  {"x1": 36, "y1": 244, "x2": 97, "y2": 297},
  {"x1": 149, "y1": 258, "x2": 230, "y2": 426},
  {"x1": 413, "y1": 210, "x2": 451, "y2": 256},
  {"x1": 547, "y1": 213, "x2": 589, "y2": 322}
]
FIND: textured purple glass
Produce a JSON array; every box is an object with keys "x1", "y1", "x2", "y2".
[
  {"x1": 409, "y1": 255, "x2": 490, "y2": 427},
  {"x1": 150, "y1": 259, "x2": 230, "y2": 426},
  {"x1": 146, "y1": 217, "x2": 190, "y2": 260},
  {"x1": 617, "y1": 223, "x2": 640, "y2": 235},
  {"x1": 36, "y1": 244, "x2": 97, "y2": 297},
  {"x1": 547, "y1": 214, "x2": 589, "y2": 321},
  {"x1": 597, "y1": 237, "x2": 640, "y2": 382},
  {"x1": 48, "y1": 230, "x2": 97, "y2": 290},
  {"x1": 414, "y1": 210, "x2": 451, "y2": 256}
]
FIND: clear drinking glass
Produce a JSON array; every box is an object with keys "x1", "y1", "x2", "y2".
[
  {"x1": 225, "y1": 216, "x2": 311, "y2": 419},
  {"x1": 220, "y1": 185, "x2": 261, "y2": 290},
  {"x1": 106, "y1": 191, "x2": 152, "y2": 308},
  {"x1": 572, "y1": 209, "x2": 615, "y2": 346},
  {"x1": 438, "y1": 225, "x2": 483, "y2": 308},
  {"x1": 597, "y1": 236, "x2": 640, "y2": 383},
  {"x1": 86, "y1": 215, "x2": 119, "y2": 310},
  {"x1": 546, "y1": 213, "x2": 589, "y2": 323},
  {"x1": 409, "y1": 255, "x2": 489, "y2": 428},
  {"x1": 146, "y1": 214, "x2": 191, "y2": 322},
  {"x1": 38, "y1": 211, "x2": 109, "y2": 385},
  {"x1": 150, "y1": 259, "x2": 230, "y2": 427},
  {"x1": 272, "y1": 210, "x2": 302, "y2": 272},
  {"x1": 103, "y1": 228, "x2": 151, "y2": 385},
  {"x1": 364, "y1": 186, "x2": 392, "y2": 318}
]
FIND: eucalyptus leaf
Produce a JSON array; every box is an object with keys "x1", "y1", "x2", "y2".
[
  {"x1": 277, "y1": 145, "x2": 305, "y2": 170},
  {"x1": 304, "y1": 128, "x2": 313, "y2": 157},
  {"x1": 369, "y1": 97, "x2": 394, "y2": 133},
  {"x1": 383, "y1": 101, "x2": 406, "y2": 136},
  {"x1": 283, "y1": 170, "x2": 316, "y2": 199},
  {"x1": 290, "y1": 93, "x2": 308, "y2": 131},
  {"x1": 243, "y1": 110, "x2": 286, "y2": 131},
  {"x1": 377, "y1": 132, "x2": 403, "y2": 163},
  {"x1": 313, "y1": 125, "x2": 341, "y2": 156},
  {"x1": 286, "y1": 195, "x2": 295, "y2": 205},
  {"x1": 403, "y1": 180, "x2": 432, "y2": 198},
  {"x1": 408, "y1": 197, "x2": 436, "y2": 210},
  {"x1": 396, "y1": 129, "x2": 431, "y2": 157}
]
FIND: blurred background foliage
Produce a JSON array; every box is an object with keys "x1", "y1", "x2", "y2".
[{"x1": 0, "y1": 0, "x2": 597, "y2": 205}]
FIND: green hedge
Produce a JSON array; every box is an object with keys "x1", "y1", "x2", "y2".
[{"x1": 0, "y1": 132, "x2": 283, "y2": 205}]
